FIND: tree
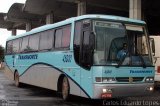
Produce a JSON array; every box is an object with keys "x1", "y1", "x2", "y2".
[{"x1": 0, "y1": 45, "x2": 4, "y2": 62}]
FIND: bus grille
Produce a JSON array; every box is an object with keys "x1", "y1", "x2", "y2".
[{"x1": 116, "y1": 77, "x2": 144, "y2": 82}]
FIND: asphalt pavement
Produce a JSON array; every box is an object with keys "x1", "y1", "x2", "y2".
[{"x1": 0, "y1": 69, "x2": 160, "y2": 106}]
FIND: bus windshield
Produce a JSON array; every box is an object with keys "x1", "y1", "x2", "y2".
[{"x1": 93, "y1": 20, "x2": 153, "y2": 66}]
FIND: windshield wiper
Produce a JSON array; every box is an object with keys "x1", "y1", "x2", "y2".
[{"x1": 116, "y1": 51, "x2": 129, "y2": 68}]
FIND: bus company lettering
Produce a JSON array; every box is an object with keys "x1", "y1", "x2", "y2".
[
  {"x1": 130, "y1": 70, "x2": 152, "y2": 73},
  {"x1": 18, "y1": 54, "x2": 38, "y2": 60}
]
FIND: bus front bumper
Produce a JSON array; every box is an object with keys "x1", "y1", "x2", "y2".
[{"x1": 93, "y1": 83, "x2": 154, "y2": 99}]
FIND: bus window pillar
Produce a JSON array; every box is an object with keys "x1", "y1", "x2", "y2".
[
  {"x1": 46, "y1": 12, "x2": 53, "y2": 24},
  {"x1": 129, "y1": 0, "x2": 141, "y2": 20},
  {"x1": 129, "y1": 0, "x2": 143, "y2": 51},
  {"x1": 11, "y1": 29, "x2": 17, "y2": 36},
  {"x1": 26, "y1": 22, "x2": 32, "y2": 32},
  {"x1": 77, "y1": 1, "x2": 86, "y2": 16}
]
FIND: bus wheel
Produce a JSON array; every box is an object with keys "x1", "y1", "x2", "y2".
[
  {"x1": 62, "y1": 76, "x2": 70, "y2": 100},
  {"x1": 15, "y1": 71, "x2": 20, "y2": 87}
]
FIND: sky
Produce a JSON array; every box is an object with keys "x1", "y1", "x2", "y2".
[{"x1": 0, "y1": 0, "x2": 26, "y2": 47}]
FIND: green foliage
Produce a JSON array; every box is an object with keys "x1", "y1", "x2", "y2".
[{"x1": 0, "y1": 45, "x2": 4, "y2": 62}]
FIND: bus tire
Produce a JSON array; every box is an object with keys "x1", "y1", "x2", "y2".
[
  {"x1": 14, "y1": 71, "x2": 21, "y2": 87},
  {"x1": 62, "y1": 76, "x2": 70, "y2": 100}
]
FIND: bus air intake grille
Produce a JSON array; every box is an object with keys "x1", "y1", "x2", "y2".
[{"x1": 116, "y1": 77, "x2": 144, "y2": 82}]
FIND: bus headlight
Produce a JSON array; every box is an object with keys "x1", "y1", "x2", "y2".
[
  {"x1": 95, "y1": 77, "x2": 116, "y2": 82},
  {"x1": 102, "y1": 88, "x2": 107, "y2": 93},
  {"x1": 102, "y1": 77, "x2": 116, "y2": 82},
  {"x1": 95, "y1": 77, "x2": 102, "y2": 82},
  {"x1": 145, "y1": 77, "x2": 154, "y2": 82},
  {"x1": 102, "y1": 88, "x2": 112, "y2": 93}
]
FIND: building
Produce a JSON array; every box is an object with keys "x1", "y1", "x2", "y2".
[{"x1": 0, "y1": 0, "x2": 160, "y2": 35}]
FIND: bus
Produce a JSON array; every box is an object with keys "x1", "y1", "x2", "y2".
[
  {"x1": 4, "y1": 15, "x2": 154, "y2": 100},
  {"x1": 149, "y1": 36, "x2": 160, "y2": 87}
]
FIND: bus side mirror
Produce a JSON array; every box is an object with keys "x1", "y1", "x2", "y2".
[
  {"x1": 89, "y1": 31, "x2": 95, "y2": 50},
  {"x1": 87, "y1": 31, "x2": 95, "y2": 67},
  {"x1": 80, "y1": 31, "x2": 95, "y2": 70},
  {"x1": 149, "y1": 38, "x2": 155, "y2": 56}
]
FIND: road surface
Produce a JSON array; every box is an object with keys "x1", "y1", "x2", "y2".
[{"x1": 0, "y1": 70, "x2": 160, "y2": 106}]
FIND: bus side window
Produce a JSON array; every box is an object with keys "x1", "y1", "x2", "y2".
[
  {"x1": 62, "y1": 26, "x2": 71, "y2": 48},
  {"x1": 55, "y1": 29, "x2": 63, "y2": 48},
  {"x1": 28, "y1": 34, "x2": 40, "y2": 52},
  {"x1": 6, "y1": 41, "x2": 13, "y2": 54},
  {"x1": 12, "y1": 39, "x2": 20, "y2": 54},
  {"x1": 55, "y1": 25, "x2": 71, "y2": 49},
  {"x1": 74, "y1": 21, "x2": 82, "y2": 65},
  {"x1": 39, "y1": 30, "x2": 54, "y2": 51},
  {"x1": 21, "y1": 36, "x2": 29, "y2": 53}
]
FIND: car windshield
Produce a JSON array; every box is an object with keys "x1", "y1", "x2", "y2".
[{"x1": 93, "y1": 20, "x2": 153, "y2": 67}]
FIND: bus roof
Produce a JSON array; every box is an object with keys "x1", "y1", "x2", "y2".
[{"x1": 7, "y1": 14, "x2": 146, "y2": 41}]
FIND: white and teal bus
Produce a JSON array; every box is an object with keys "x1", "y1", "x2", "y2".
[{"x1": 5, "y1": 15, "x2": 154, "y2": 100}]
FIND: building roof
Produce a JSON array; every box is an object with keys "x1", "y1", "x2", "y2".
[
  {"x1": 0, "y1": 0, "x2": 129, "y2": 31},
  {"x1": 23, "y1": 0, "x2": 77, "y2": 20},
  {"x1": 0, "y1": 13, "x2": 13, "y2": 29},
  {"x1": 1, "y1": 0, "x2": 160, "y2": 34}
]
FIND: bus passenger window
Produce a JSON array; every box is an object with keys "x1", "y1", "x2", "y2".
[
  {"x1": 62, "y1": 26, "x2": 71, "y2": 48},
  {"x1": 12, "y1": 39, "x2": 20, "y2": 53},
  {"x1": 6, "y1": 41, "x2": 13, "y2": 54},
  {"x1": 55, "y1": 29, "x2": 63, "y2": 48},
  {"x1": 21, "y1": 37, "x2": 29, "y2": 52},
  {"x1": 28, "y1": 34, "x2": 40, "y2": 52},
  {"x1": 40, "y1": 30, "x2": 54, "y2": 50}
]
